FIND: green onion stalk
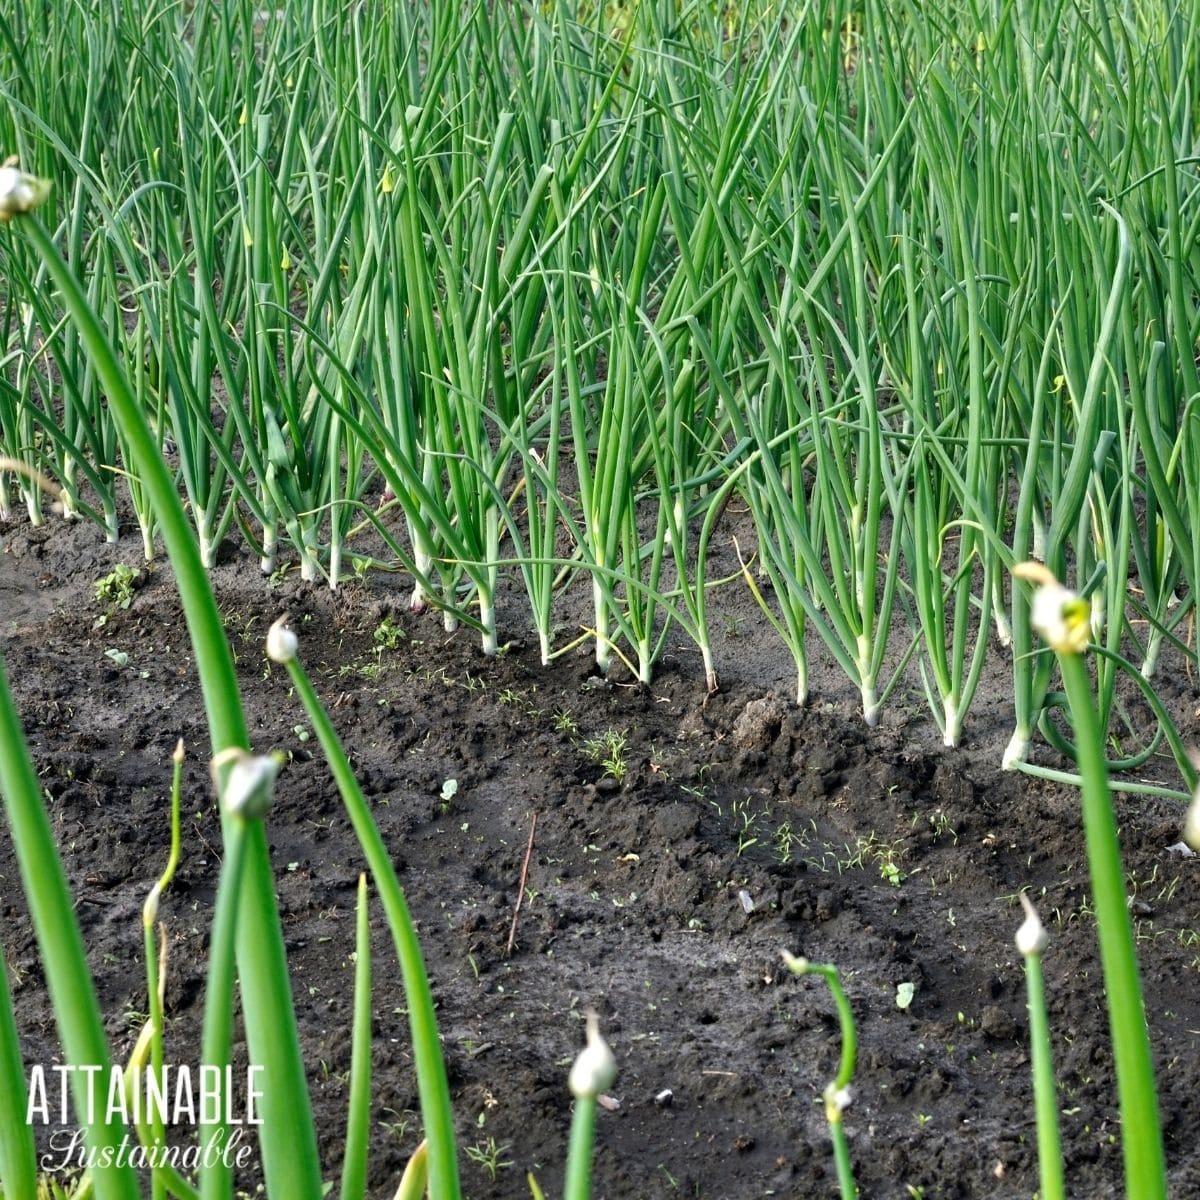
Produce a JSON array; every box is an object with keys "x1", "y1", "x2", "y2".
[
  {"x1": 141, "y1": 739, "x2": 185, "y2": 1200},
  {"x1": 892, "y1": 220, "x2": 996, "y2": 748},
  {"x1": 393, "y1": 1141, "x2": 430, "y2": 1200},
  {"x1": 420, "y1": 126, "x2": 556, "y2": 655},
  {"x1": 82, "y1": 229, "x2": 159, "y2": 554},
  {"x1": 199, "y1": 748, "x2": 280, "y2": 1200},
  {"x1": 932, "y1": 83, "x2": 1000, "y2": 748},
  {"x1": 689, "y1": 89, "x2": 918, "y2": 719},
  {"x1": 1014, "y1": 892, "x2": 1064, "y2": 1200},
  {"x1": 586, "y1": 180, "x2": 675, "y2": 685},
  {"x1": 561, "y1": 270, "x2": 638, "y2": 678},
  {"x1": 793, "y1": 139, "x2": 895, "y2": 729},
  {"x1": 0, "y1": 383, "x2": 37, "y2": 525},
  {"x1": 608, "y1": 327, "x2": 668, "y2": 685},
  {"x1": 1034, "y1": 198, "x2": 1130, "y2": 718},
  {"x1": 14, "y1": 200, "x2": 324, "y2": 1199},
  {"x1": 171, "y1": 79, "x2": 267, "y2": 570},
  {"x1": 1129, "y1": 342, "x2": 1199, "y2": 681},
  {"x1": 119, "y1": 1021, "x2": 200, "y2": 1200},
  {"x1": 0, "y1": 920, "x2": 37, "y2": 1200},
  {"x1": 564, "y1": 1011, "x2": 617, "y2": 1200},
  {"x1": 388, "y1": 92, "x2": 529, "y2": 645},
  {"x1": 1001, "y1": 326, "x2": 1057, "y2": 771},
  {"x1": 635, "y1": 316, "x2": 740, "y2": 691},
  {"x1": 501, "y1": 287, "x2": 566, "y2": 668},
  {"x1": 1014, "y1": 562, "x2": 1165, "y2": 1200},
  {"x1": 380, "y1": 155, "x2": 454, "y2": 622},
  {"x1": 782, "y1": 952, "x2": 857, "y2": 1200},
  {"x1": 0, "y1": 281, "x2": 135, "y2": 1198},
  {"x1": 4, "y1": 139, "x2": 122, "y2": 538},
  {"x1": 0, "y1": 645, "x2": 139, "y2": 1200},
  {"x1": 718, "y1": 371, "x2": 893, "y2": 719},
  {"x1": 0, "y1": 262, "x2": 58, "y2": 527},
  {"x1": 266, "y1": 617, "x2": 460, "y2": 1200},
  {"x1": 339, "y1": 875, "x2": 373, "y2": 1200}
]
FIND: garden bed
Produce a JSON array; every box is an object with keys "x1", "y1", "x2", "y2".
[{"x1": 4, "y1": 516, "x2": 1199, "y2": 1199}]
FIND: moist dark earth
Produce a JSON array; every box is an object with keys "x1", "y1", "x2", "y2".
[{"x1": 3, "y1": 514, "x2": 1200, "y2": 1200}]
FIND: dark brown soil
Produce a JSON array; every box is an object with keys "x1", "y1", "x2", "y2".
[{"x1": 3, "y1": 515, "x2": 1200, "y2": 1200}]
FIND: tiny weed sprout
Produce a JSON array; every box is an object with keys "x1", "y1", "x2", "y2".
[
  {"x1": 373, "y1": 616, "x2": 406, "y2": 653},
  {"x1": 94, "y1": 564, "x2": 139, "y2": 610}
]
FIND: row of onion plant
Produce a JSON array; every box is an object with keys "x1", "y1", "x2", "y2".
[
  {"x1": 1, "y1": 0, "x2": 1199, "y2": 794},
  {"x1": 0, "y1": 185, "x2": 616, "y2": 1200}
]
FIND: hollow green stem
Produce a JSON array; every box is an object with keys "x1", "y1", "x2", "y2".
[
  {"x1": 394, "y1": 1141, "x2": 429, "y2": 1200},
  {"x1": 0, "y1": 939, "x2": 36, "y2": 1200},
  {"x1": 563, "y1": 1095, "x2": 597, "y2": 1200},
  {"x1": 0, "y1": 648, "x2": 139, "y2": 1200},
  {"x1": 281, "y1": 653, "x2": 459, "y2": 1200},
  {"x1": 198, "y1": 817, "x2": 250, "y2": 1200},
  {"x1": 1057, "y1": 651, "x2": 1165, "y2": 1199},
  {"x1": 783, "y1": 953, "x2": 857, "y2": 1200},
  {"x1": 20, "y1": 214, "x2": 323, "y2": 1199},
  {"x1": 143, "y1": 741, "x2": 184, "y2": 1200},
  {"x1": 1022, "y1": 949, "x2": 1065, "y2": 1200},
  {"x1": 340, "y1": 874, "x2": 372, "y2": 1200}
]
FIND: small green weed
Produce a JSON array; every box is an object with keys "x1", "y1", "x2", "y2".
[
  {"x1": 372, "y1": 614, "x2": 406, "y2": 652},
  {"x1": 94, "y1": 564, "x2": 138, "y2": 611},
  {"x1": 465, "y1": 1137, "x2": 512, "y2": 1183},
  {"x1": 552, "y1": 708, "x2": 579, "y2": 735},
  {"x1": 582, "y1": 729, "x2": 628, "y2": 784}
]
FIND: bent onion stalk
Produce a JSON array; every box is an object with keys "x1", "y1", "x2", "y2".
[
  {"x1": 783, "y1": 953, "x2": 857, "y2": 1200},
  {"x1": 270, "y1": 622, "x2": 460, "y2": 1200},
  {"x1": 18, "y1": 213, "x2": 325, "y2": 1200}
]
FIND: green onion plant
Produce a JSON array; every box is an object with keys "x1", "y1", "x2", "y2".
[
  {"x1": 1014, "y1": 562, "x2": 1165, "y2": 1199},
  {"x1": 14, "y1": 197, "x2": 324, "y2": 1196},
  {"x1": 782, "y1": 952, "x2": 857, "y2": 1200},
  {"x1": 1014, "y1": 892, "x2": 1064, "y2": 1200},
  {"x1": 2, "y1": 1, "x2": 1200, "y2": 1192},
  {"x1": 2, "y1": 0, "x2": 1198, "y2": 787}
]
